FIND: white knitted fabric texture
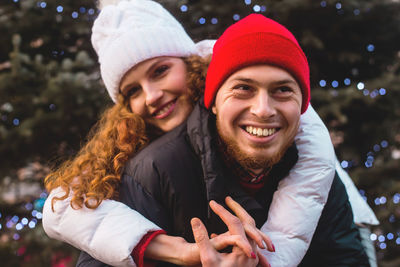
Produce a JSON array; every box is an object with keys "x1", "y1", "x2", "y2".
[{"x1": 92, "y1": 0, "x2": 196, "y2": 102}]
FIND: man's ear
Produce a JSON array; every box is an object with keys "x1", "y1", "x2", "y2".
[{"x1": 211, "y1": 105, "x2": 217, "y2": 115}]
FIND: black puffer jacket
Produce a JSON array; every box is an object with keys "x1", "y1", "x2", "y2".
[{"x1": 77, "y1": 102, "x2": 369, "y2": 267}]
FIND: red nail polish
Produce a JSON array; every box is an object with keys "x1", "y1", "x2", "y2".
[
  {"x1": 271, "y1": 244, "x2": 275, "y2": 252},
  {"x1": 251, "y1": 252, "x2": 256, "y2": 259}
]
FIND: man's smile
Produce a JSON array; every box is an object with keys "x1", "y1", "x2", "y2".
[{"x1": 243, "y1": 126, "x2": 278, "y2": 137}]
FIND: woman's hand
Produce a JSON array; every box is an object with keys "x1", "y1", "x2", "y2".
[
  {"x1": 182, "y1": 197, "x2": 273, "y2": 266},
  {"x1": 144, "y1": 196, "x2": 273, "y2": 267},
  {"x1": 191, "y1": 217, "x2": 259, "y2": 267},
  {"x1": 207, "y1": 197, "x2": 273, "y2": 267},
  {"x1": 224, "y1": 196, "x2": 275, "y2": 253}
]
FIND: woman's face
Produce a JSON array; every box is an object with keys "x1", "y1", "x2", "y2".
[{"x1": 120, "y1": 57, "x2": 193, "y2": 132}]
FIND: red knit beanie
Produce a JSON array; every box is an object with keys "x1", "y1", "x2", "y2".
[{"x1": 204, "y1": 14, "x2": 310, "y2": 114}]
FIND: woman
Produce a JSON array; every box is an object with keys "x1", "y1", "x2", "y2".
[
  {"x1": 45, "y1": 1, "x2": 270, "y2": 265},
  {"x1": 43, "y1": 0, "x2": 378, "y2": 266}
]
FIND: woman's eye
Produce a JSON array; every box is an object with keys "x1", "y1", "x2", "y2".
[
  {"x1": 153, "y1": 65, "x2": 169, "y2": 78},
  {"x1": 125, "y1": 86, "x2": 140, "y2": 98}
]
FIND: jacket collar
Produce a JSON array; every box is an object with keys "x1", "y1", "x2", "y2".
[
  {"x1": 186, "y1": 100, "x2": 298, "y2": 226},
  {"x1": 186, "y1": 101, "x2": 266, "y2": 219}
]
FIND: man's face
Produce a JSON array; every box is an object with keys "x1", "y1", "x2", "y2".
[{"x1": 212, "y1": 64, "x2": 302, "y2": 173}]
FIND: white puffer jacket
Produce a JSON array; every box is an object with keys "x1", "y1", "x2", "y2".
[{"x1": 43, "y1": 105, "x2": 378, "y2": 267}]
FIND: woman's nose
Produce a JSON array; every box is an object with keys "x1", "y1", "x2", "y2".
[{"x1": 143, "y1": 83, "x2": 163, "y2": 106}]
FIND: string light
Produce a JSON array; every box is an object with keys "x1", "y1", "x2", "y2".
[
  {"x1": 180, "y1": 5, "x2": 188, "y2": 12},
  {"x1": 340, "y1": 160, "x2": 348, "y2": 168},
  {"x1": 28, "y1": 221, "x2": 36, "y2": 229},
  {"x1": 11, "y1": 216, "x2": 19, "y2": 223},
  {"x1": 25, "y1": 202, "x2": 33, "y2": 210},
  {"x1": 253, "y1": 5, "x2": 261, "y2": 12},
  {"x1": 370, "y1": 233, "x2": 377, "y2": 241},
  {"x1": 393, "y1": 193, "x2": 400, "y2": 204},
  {"x1": 373, "y1": 144, "x2": 381, "y2": 152},
  {"x1": 380, "y1": 140, "x2": 387, "y2": 148},
  {"x1": 357, "y1": 82, "x2": 365, "y2": 90},
  {"x1": 21, "y1": 218, "x2": 28, "y2": 225},
  {"x1": 1, "y1": 1, "x2": 397, "y2": 264},
  {"x1": 16, "y1": 223, "x2": 23, "y2": 231}
]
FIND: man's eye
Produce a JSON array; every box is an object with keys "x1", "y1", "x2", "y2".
[
  {"x1": 153, "y1": 65, "x2": 169, "y2": 77},
  {"x1": 277, "y1": 86, "x2": 293, "y2": 93},
  {"x1": 233, "y1": 84, "x2": 252, "y2": 91}
]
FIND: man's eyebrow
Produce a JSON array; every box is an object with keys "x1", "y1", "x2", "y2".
[{"x1": 228, "y1": 76, "x2": 297, "y2": 86}]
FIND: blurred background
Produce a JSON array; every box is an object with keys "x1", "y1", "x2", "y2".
[{"x1": 0, "y1": 0, "x2": 399, "y2": 266}]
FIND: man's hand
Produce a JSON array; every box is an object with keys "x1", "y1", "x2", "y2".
[
  {"x1": 224, "y1": 196, "x2": 275, "y2": 253},
  {"x1": 168, "y1": 197, "x2": 273, "y2": 266},
  {"x1": 208, "y1": 198, "x2": 272, "y2": 267},
  {"x1": 191, "y1": 217, "x2": 259, "y2": 267}
]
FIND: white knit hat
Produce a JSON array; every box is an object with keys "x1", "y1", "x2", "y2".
[{"x1": 92, "y1": 0, "x2": 196, "y2": 102}]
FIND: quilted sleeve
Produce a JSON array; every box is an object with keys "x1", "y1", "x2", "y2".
[
  {"x1": 42, "y1": 187, "x2": 161, "y2": 267},
  {"x1": 259, "y1": 105, "x2": 336, "y2": 267}
]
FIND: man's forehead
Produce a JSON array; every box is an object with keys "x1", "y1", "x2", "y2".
[{"x1": 224, "y1": 64, "x2": 299, "y2": 86}]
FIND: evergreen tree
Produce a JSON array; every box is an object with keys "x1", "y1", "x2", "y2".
[{"x1": 0, "y1": 0, "x2": 399, "y2": 265}]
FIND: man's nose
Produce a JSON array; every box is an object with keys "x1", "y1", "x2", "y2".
[
  {"x1": 143, "y1": 83, "x2": 163, "y2": 106},
  {"x1": 249, "y1": 91, "x2": 276, "y2": 119}
]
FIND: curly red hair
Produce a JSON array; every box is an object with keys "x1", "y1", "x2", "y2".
[{"x1": 44, "y1": 55, "x2": 208, "y2": 210}]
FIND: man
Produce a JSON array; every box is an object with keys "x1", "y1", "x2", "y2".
[
  {"x1": 118, "y1": 14, "x2": 368, "y2": 266},
  {"x1": 81, "y1": 14, "x2": 370, "y2": 266}
]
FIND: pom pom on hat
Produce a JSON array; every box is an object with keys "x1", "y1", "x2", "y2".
[
  {"x1": 204, "y1": 14, "x2": 310, "y2": 114},
  {"x1": 92, "y1": 0, "x2": 196, "y2": 102}
]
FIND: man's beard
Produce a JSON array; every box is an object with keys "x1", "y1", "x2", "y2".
[{"x1": 216, "y1": 118, "x2": 289, "y2": 171}]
